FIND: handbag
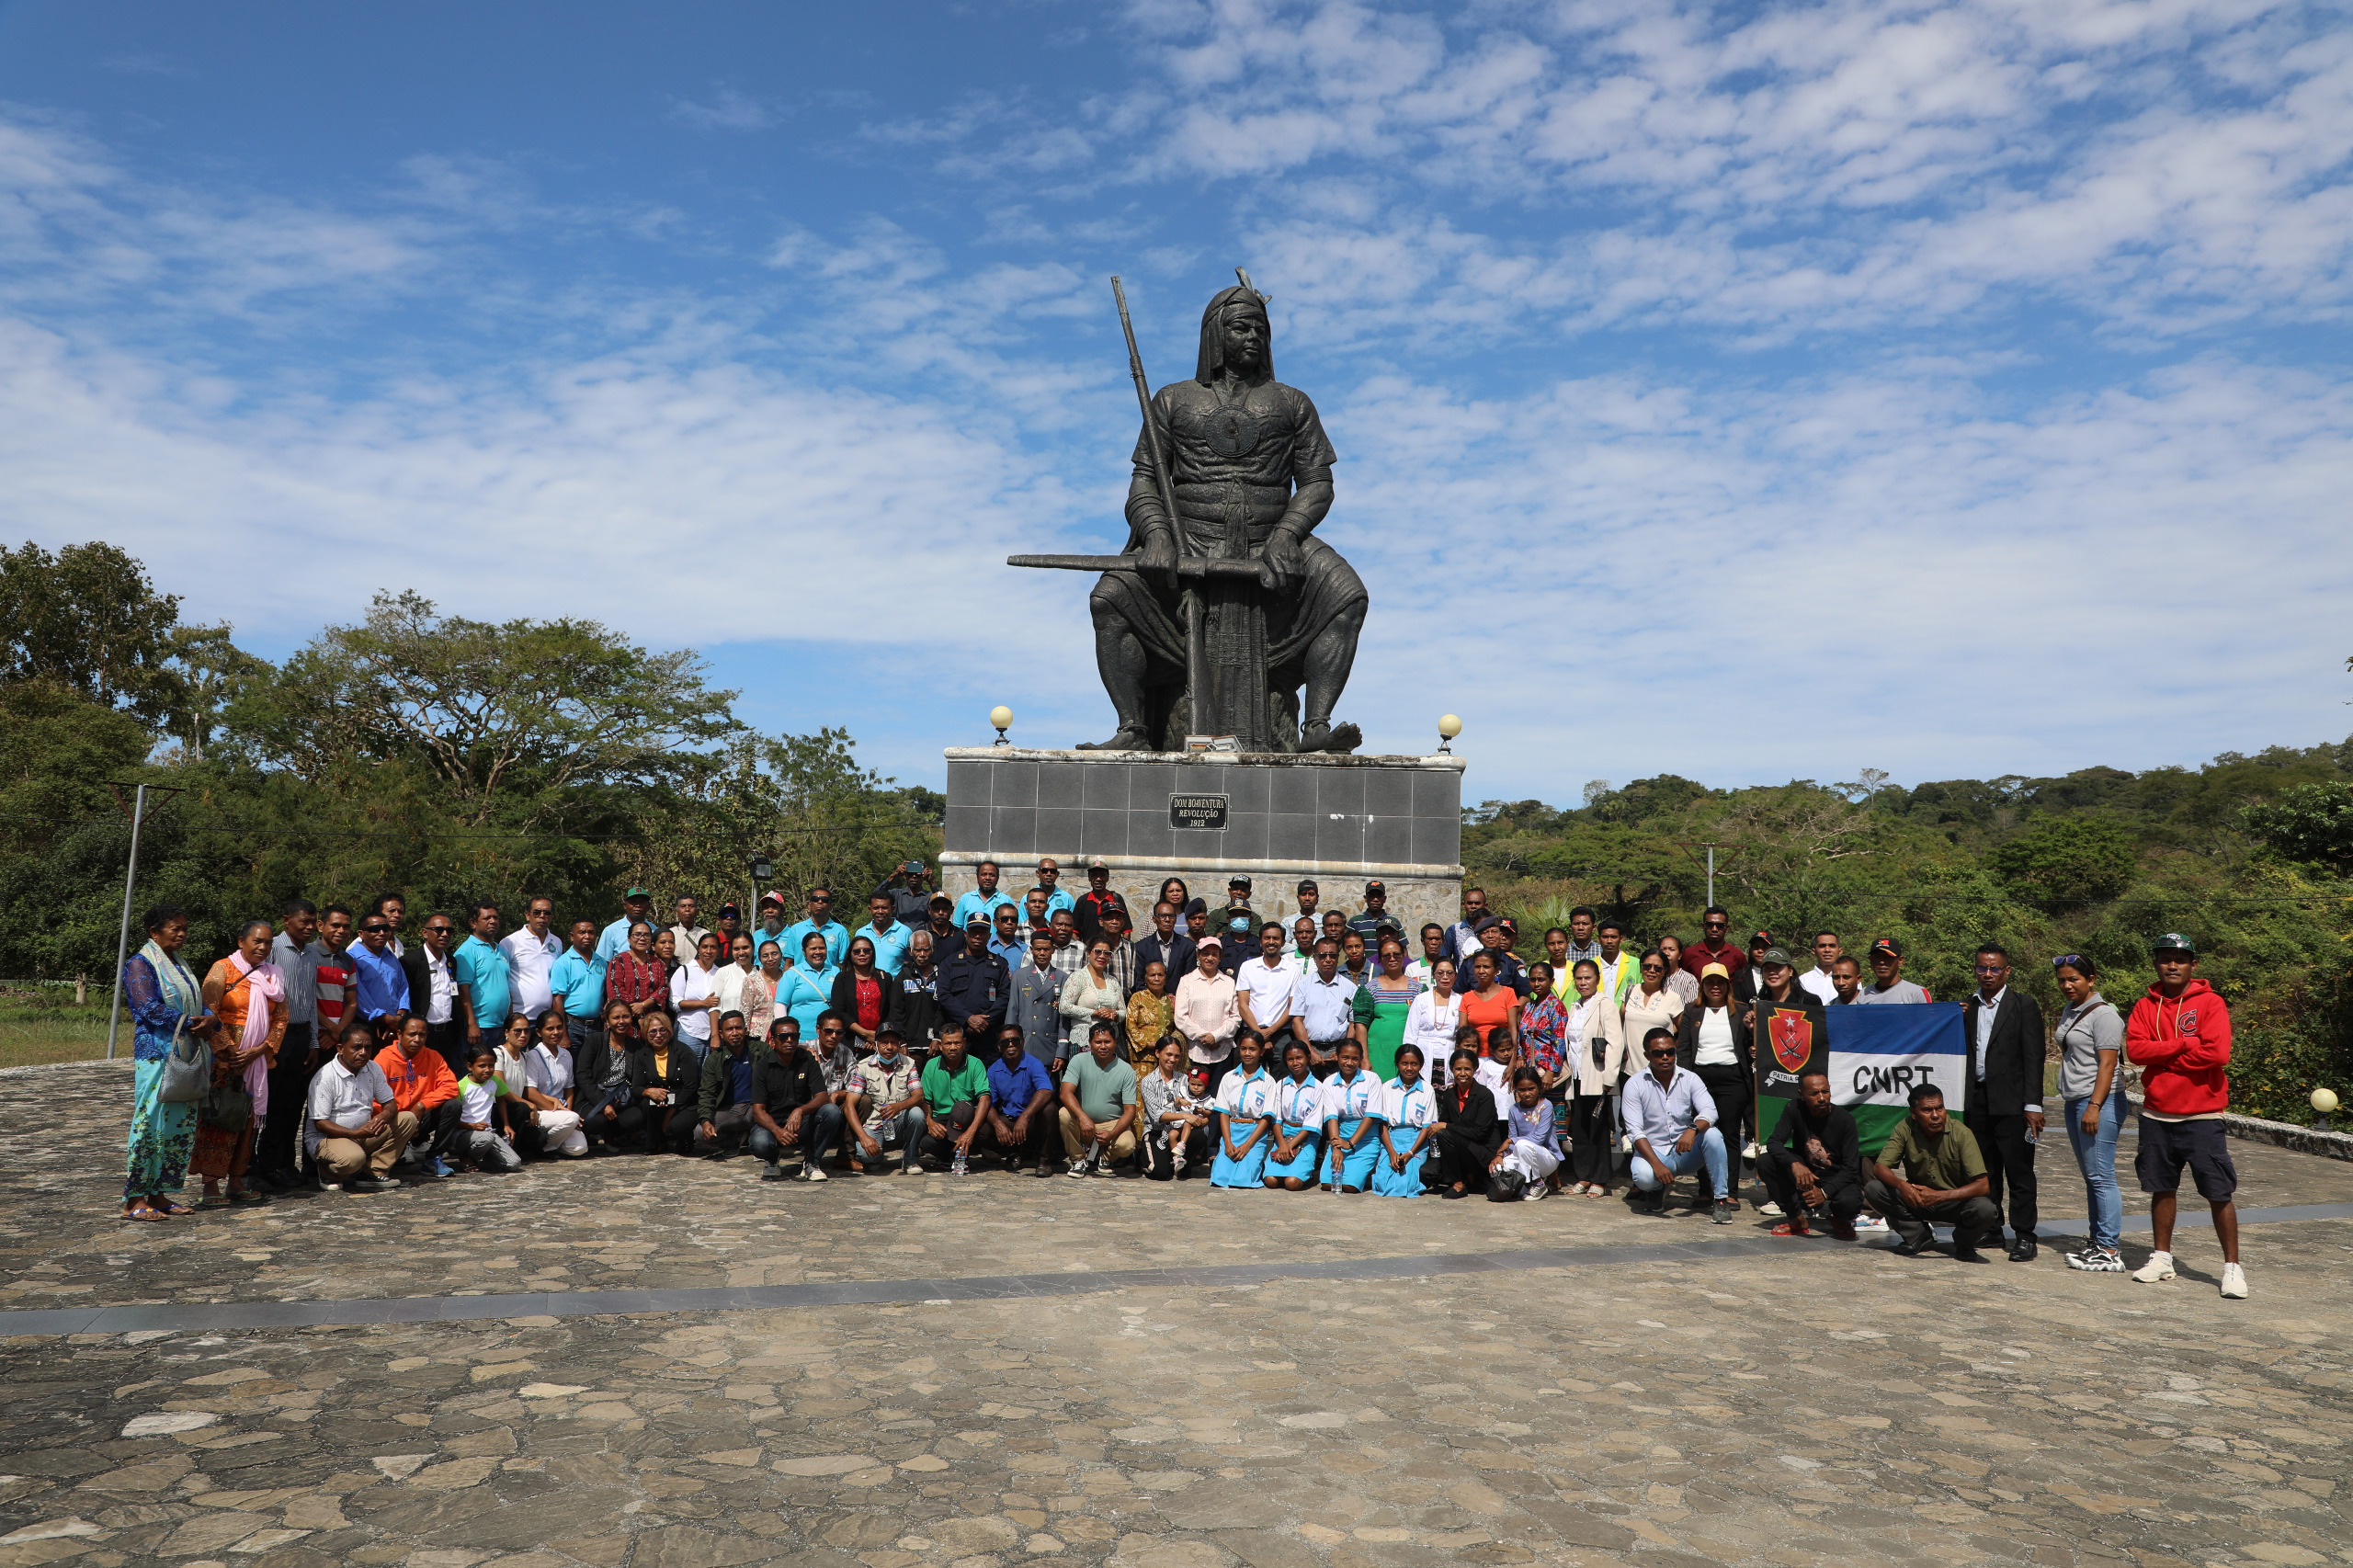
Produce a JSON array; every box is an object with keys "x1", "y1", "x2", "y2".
[
  {"x1": 158, "y1": 1028, "x2": 211, "y2": 1104},
  {"x1": 1485, "y1": 1168, "x2": 1526, "y2": 1203},
  {"x1": 199, "y1": 1076, "x2": 254, "y2": 1133}
]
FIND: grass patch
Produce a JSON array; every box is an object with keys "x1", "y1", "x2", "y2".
[{"x1": 0, "y1": 986, "x2": 119, "y2": 1068}]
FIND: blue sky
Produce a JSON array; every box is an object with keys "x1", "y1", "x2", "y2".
[{"x1": 2, "y1": 0, "x2": 2348, "y2": 802}]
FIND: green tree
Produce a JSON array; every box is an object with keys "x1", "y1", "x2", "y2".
[
  {"x1": 0, "y1": 540, "x2": 187, "y2": 727},
  {"x1": 232, "y1": 591, "x2": 742, "y2": 827},
  {"x1": 1987, "y1": 815, "x2": 2139, "y2": 911},
  {"x1": 2243, "y1": 782, "x2": 2353, "y2": 872}
]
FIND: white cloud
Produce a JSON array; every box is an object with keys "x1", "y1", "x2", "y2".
[{"x1": 666, "y1": 85, "x2": 781, "y2": 132}]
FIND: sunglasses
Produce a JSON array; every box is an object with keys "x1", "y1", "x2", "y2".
[
  {"x1": 2052, "y1": 954, "x2": 2088, "y2": 971},
  {"x1": 361, "y1": 924, "x2": 388, "y2": 934}
]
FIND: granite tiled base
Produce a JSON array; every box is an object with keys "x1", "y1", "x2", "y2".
[{"x1": 941, "y1": 747, "x2": 1464, "y2": 931}]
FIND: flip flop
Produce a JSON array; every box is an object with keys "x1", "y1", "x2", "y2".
[
  {"x1": 122, "y1": 1208, "x2": 170, "y2": 1222},
  {"x1": 156, "y1": 1201, "x2": 198, "y2": 1216}
]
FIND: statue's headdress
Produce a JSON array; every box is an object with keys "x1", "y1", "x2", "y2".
[{"x1": 1196, "y1": 285, "x2": 1272, "y2": 386}]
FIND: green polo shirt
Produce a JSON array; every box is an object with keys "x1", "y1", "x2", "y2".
[
  {"x1": 1878, "y1": 1119, "x2": 1985, "y2": 1191},
  {"x1": 919, "y1": 1053, "x2": 991, "y2": 1118}
]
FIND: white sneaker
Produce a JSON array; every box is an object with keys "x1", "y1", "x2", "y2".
[
  {"x1": 1757, "y1": 1200, "x2": 1784, "y2": 1218},
  {"x1": 1523, "y1": 1183, "x2": 1548, "y2": 1201},
  {"x1": 2132, "y1": 1251, "x2": 2177, "y2": 1283},
  {"x1": 2220, "y1": 1263, "x2": 2248, "y2": 1299},
  {"x1": 1853, "y1": 1214, "x2": 1887, "y2": 1233}
]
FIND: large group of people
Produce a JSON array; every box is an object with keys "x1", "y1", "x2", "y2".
[{"x1": 114, "y1": 860, "x2": 2248, "y2": 1297}]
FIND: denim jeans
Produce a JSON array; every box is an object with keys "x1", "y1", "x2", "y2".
[
  {"x1": 2064, "y1": 1093, "x2": 2126, "y2": 1251},
  {"x1": 747, "y1": 1103, "x2": 845, "y2": 1169},
  {"x1": 1630, "y1": 1127, "x2": 1730, "y2": 1199}
]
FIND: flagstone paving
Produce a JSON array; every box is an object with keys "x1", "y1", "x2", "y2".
[{"x1": 3, "y1": 1061, "x2": 2348, "y2": 1567}]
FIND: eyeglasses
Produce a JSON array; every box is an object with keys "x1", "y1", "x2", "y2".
[{"x1": 1973, "y1": 963, "x2": 2008, "y2": 974}]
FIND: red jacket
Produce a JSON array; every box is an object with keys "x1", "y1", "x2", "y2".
[{"x1": 2124, "y1": 977, "x2": 2231, "y2": 1118}]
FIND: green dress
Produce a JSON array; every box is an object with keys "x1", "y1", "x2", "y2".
[{"x1": 1359, "y1": 976, "x2": 1422, "y2": 1081}]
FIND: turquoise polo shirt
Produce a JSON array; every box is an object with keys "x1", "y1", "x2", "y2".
[
  {"x1": 858, "y1": 919, "x2": 913, "y2": 976},
  {"x1": 951, "y1": 888, "x2": 1018, "y2": 929},
  {"x1": 782, "y1": 917, "x2": 850, "y2": 969},
  {"x1": 453, "y1": 935, "x2": 512, "y2": 1031},
  {"x1": 549, "y1": 949, "x2": 608, "y2": 1019}
]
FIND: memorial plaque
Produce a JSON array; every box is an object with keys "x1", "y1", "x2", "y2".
[{"x1": 1170, "y1": 792, "x2": 1230, "y2": 831}]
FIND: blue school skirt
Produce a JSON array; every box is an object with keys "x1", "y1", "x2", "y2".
[
  {"x1": 1265, "y1": 1121, "x2": 1323, "y2": 1183},
  {"x1": 1211, "y1": 1116, "x2": 1271, "y2": 1188},
  {"x1": 1330, "y1": 1117, "x2": 1382, "y2": 1189},
  {"x1": 1369, "y1": 1136, "x2": 1431, "y2": 1198}
]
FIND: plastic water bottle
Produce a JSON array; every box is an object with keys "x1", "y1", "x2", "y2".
[{"x1": 952, "y1": 1148, "x2": 969, "y2": 1176}]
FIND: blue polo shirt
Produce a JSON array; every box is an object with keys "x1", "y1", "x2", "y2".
[
  {"x1": 549, "y1": 949, "x2": 608, "y2": 1019},
  {"x1": 452, "y1": 936, "x2": 512, "y2": 1030},
  {"x1": 594, "y1": 914, "x2": 649, "y2": 964},
  {"x1": 1029, "y1": 886, "x2": 1077, "y2": 919},
  {"x1": 986, "y1": 1051, "x2": 1055, "y2": 1116},
  {"x1": 744, "y1": 925, "x2": 794, "y2": 966},
  {"x1": 951, "y1": 888, "x2": 1018, "y2": 929},
  {"x1": 348, "y1": 944, "x2": 409, "y2": 1020},
  {"x1": 858, "y1": 919, "x2": 913, "y2": 976},
  {"x1": 782, "y1": 917, "x2": 850, "y2": 970}
]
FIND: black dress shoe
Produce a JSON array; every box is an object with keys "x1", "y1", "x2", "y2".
[
  {"x1": 2007, "y1": 1238, "x2": 2039, "y2": 1263},
  {"x1": 1889, "y1": 1238, "x2": 1932, "y2": 1256},
  {"x1": 1950, "y1": 1244, "x2": 1990, "y2": 1263}
]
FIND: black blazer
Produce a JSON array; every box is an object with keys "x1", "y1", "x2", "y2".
[
  {"x1": 1135, "y1": 932, "x2": 1198, "y2": 985},
  {"x1": 1435, "y1": 1077, "x2": 1503, "y2": 1151},
  {"x1": 397, "y1": 946, "x2": 461, "y2": 1030},
  {"x1": 829, "y1": 966, "x2": 904, "y2": 1040},
  {"x1": 1673, "y1": 1003, "x2": 1755, "y2": 1074},
  {"x1": 1962, "y1": 989, "x2": 2046, "y2": 1115}
]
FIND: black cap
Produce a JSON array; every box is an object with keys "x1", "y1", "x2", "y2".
[
  {"x1": 1229, "y1": 875, "x2": 1252, "y2": 890},
  {"x1": 1869, "y1": 937, "x2": 1903, "y2": 959},
  {"x1": 717, "y1": 903, "x2": 740, "y2": 917},
  {"x1": 1185, "y1": 897, "x2": 1208, "y2": 916},
  {"x1": 1473, "y1": 915, "x2": 1503, "y2": 933},
  {"x1": 1297, "y1": 879, "x2": 1318, "y2": 892},
  {"x1": 1364, "y1": 880, "x2": 1385, "y2": 894},
  {"x1": 875, "y1": 1022, "x2": 904, "y2": 1041}
]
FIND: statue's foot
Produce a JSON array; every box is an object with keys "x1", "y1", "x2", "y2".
[
  {"x1": 1301, "y1": 721, "x2": 1362, "y2": 755},
  {"x1": 1076, "y1": 728, "x2": 1154, "y2": 752}
]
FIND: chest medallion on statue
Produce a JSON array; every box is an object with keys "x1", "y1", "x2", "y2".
[{"x1": 1203, "y1": 405, "x2": 1262, "y2": 458}]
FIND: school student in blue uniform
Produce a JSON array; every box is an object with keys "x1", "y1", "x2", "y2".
[
  {"x1": 1211, "y1": 1031, "x2": 1276, "y2": 1188},
  {"x1": 1372, "y1": 1044, "x2": 1438, "y2": 1196},
  {"x1": 1263, "y1": 1040, "x2": 1325, "y2": 1191},
  {"x1": 1318, "y1": 1039, "x2": 1386, "y2": 1193}
]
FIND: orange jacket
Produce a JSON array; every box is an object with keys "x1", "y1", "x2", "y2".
[{"x1": 378, "y1": 1042, "x2": 460, "y2": 1113}]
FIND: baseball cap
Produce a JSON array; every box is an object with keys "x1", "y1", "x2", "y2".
[
  {"x1": 1757, "y1": 947, "x2": 1793, "y2": 969},
  {"x1": 2152, "y1": 932, "x2": 2198, "y2": 955},
  {"x1": 1229, "y1": 875, "x2": 1253, "y2": 890},
  {"x1": 1297, "y1": 878, "x2": 1318, "y2": 892},
  {"x1": 1868, "y1": 937, "x2": 1904, "y2": 959},
  {"x1": 758, "y1": 891, "x2": 788, "y2": 909},
  {"x1": 927, "y1": 892, "x2": 952, "y2": 907},
  {"x1": 1699, "y1": 962, "x2": 1731, "y2": 982},
  {"x1": 717, "y1": 903, "x2": 740, "y2": 918},
  {"x1": 1749, "y1": 929, "x2": 1774, "y2": 948},
  {"x1": 1364, "y1": 880, "x2": 1385, "y2": 894},
  {"x1": 875, "y1": 1022, "x2": 905, "y2": 1041},
  {"x1": 1197, "y1": 934, "x2": 1222, "y2": 951},
  {"x1": 624, "y1": 885, "x2": 652, "y2": 900}
]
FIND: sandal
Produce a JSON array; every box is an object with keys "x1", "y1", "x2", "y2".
[
  {"x1": 122, "y1": 1207, "x2": 170, "y2": 1222},
  {"x1": 156, "y1": 1200, "x2": 197, "y2": 1216}
]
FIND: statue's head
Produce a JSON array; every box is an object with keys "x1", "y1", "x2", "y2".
[{"x1": 1196, "y1": 285, "x2": 1271, "y2": 385}]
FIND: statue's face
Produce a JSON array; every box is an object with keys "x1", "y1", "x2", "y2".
[{"x1": 1220, "y1": 305, "x2": 1267, "y2": 373}]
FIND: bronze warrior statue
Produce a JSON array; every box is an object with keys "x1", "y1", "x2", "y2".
[{"x1": 1024, "y1": 282, "x2": 1366, "y2": 754}]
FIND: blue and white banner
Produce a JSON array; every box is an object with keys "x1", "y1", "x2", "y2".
[{"x1": 1756, "y1": 1002, "x2": 1967, "y2": 1145}]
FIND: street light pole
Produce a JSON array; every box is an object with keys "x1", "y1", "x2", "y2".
[{"x1": 102, "y1": 781, "x2": 185, "y2": 1061}]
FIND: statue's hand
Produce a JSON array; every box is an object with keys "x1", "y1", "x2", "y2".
[
  {"x1": 1139, "y1": 533, "x2": 1178, "y2": 588},
  {"x1": 1259, "y1": 534, "x2": 1305, "y2": 592}
]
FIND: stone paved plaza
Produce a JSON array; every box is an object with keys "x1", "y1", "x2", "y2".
[{"x1": 4, "y1": 1061, "x2": 2351, "y2": 1568}]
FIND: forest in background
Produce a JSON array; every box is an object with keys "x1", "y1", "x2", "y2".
[
  {"x1": 0, "y1": 542, "x2": 941, "y2": 1008},
  {"x1": 5, "y1": 540, "x2": 2348, "y2": 1117}
]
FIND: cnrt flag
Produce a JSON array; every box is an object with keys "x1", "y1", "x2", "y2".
[{"x1": 1755, "y1": 1002, "x2": 1968, "y2": 1150}]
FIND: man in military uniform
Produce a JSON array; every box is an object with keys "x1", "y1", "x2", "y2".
[{"x1": 1083, "y1": 285, "x2": 1366, "y2": 753}]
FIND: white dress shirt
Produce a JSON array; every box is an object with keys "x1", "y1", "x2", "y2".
[
  {"x1": 423, "y1": 949, "x2": 456, "y2": 1026},
  {"x1": 502, "y1": 926, "x2": 563, "y2": 1018},
  {"x1": 1236, "y1": 957, "x2": 1300, "y2": 1033}
]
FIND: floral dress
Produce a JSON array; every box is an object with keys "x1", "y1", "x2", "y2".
[{"x1": 121, "y1": 948, "x2": 203, "y2": 1203}]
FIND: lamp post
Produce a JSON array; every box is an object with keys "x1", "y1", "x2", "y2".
[
  {"x1": 102, "y1": 779, "x2": 187, "y2": 1061},
  {"x1": 1437, "y1": 713, "x2": 1461, "y2": 754},
  {"x1": 2314, "y1": 1086, "x2": 2340, "y2": 1134},
  {"x1": 990, "y1": 706, "x2": 1013, "y2": 746},
  {"x1": 748, "y1": 854, "x2": 773, "y2": 922}
]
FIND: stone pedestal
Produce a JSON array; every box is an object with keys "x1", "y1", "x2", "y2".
[{"x1": 940, "y1": 747, "x2": 1464, "y2": 931}]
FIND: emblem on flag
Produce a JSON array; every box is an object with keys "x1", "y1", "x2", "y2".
[{"x1": 1769, "y1": 1011, "x2": 1813, "y2": 1073}]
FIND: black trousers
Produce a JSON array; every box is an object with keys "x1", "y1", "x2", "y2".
[
  {"x1": 918, "y1": 1100, "x2": 979, "y2": 1166},
  {"x1": 1693, "y1": 1064, "x2": 1749, "y2": 1162},
  {"x1": 1965, "y1": 1090, "x2": 2039, "y2": 1240},
  {"x1": 584, "y1": 1100, "x2": 647, "y2": 1151},
  {"x1": 1431, "y1": 1128, "x2": 1499, "y2": 1191},
  {"x1": 1566, "y1": 1092, "x2": 1617, "y2": 1185},
  {"x1": 1864, "y1": 1176, "x2": 2001, "y2": 1250},
  {"x1": 1758, "y1": 1143, "x2": 1862, "y2": 1223},
  {"x1": 426, "y1": 1019, "x2": 468, "y2": 1082},
  {"x1": 981, "y1": 1108, "x2": 1056, "y2": 1168},
  {"x1": 643, "y1": 1101, "x2": 697, "y2": 1155},
  {"x1": 410, "y1": 1097, "x2": 462, "y2": 1161},
  {"x1": 258, "y1": 1022, "x2": 317, "y2": 1176},
  {"x1": 1141, "y1": 1124, "x2": 1212, "y2": 1178}
]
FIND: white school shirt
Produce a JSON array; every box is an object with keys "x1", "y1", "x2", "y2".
[
  {"x1": 306, "y1": 1056, "x2": 393, "y2": 1153},
  {"x1": 1270, "y1": 1074, "x2": 1324, "y2": 1128},
  {"x1": 1236, "y1": 957, "x2": 1299, "y2": 1031},
  {"x1": 1383, "y1": 1076, "x2": 1438, "y2": 1130},
  {"x1": 1215, "y1": 1067, "x2": 1272, "y2": 1119},
  {"x1": 502, "y1": 926, "x2": 563, "y2": 1017},
  {"x1": 1319, "y1": 1068, "x2": 1382, "y2": 1124},
  {"x1": 711, "y1": 961, "x2": 752, "y2": 1025},
  {"x1": 1472, "y1": 1057, "x2": 1512, "y2": 1119},
  {"x1": 524, "y1": 1042, "x2": 574, "y2": 1102}
]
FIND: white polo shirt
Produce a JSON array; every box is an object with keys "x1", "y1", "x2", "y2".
[
  {"x1": 502, "y1": 926, "x2": 563, "y2": 1018},
  {"x1": 306, "y1": 1056, "x2": 393, "y2": 1153},
  {"x1": 1236, "y1": 956, "x2": 1299, "y2": 1032}
]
